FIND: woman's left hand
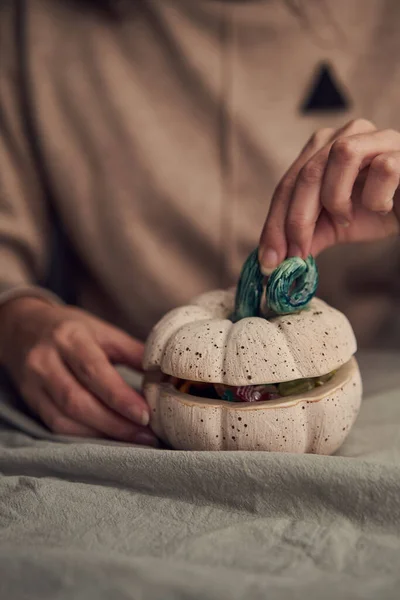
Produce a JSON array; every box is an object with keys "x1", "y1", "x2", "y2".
[{"x1": 259, "y1": 119, "x2": 400, "y2": 272}]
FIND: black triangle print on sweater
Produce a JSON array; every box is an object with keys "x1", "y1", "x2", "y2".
[{"x1": 300, "y1": 62, "x2": 351, "y2": 113}]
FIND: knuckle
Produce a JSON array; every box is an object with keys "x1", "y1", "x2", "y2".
[
  {"x1": 381, "y1": 128, "x2": 399, "y2": 139},
  {"x1": 52, "y1": 320, "x2": 88, "y2": 350},
  {"x1": 24, "y1": 347, "x2": 45, "y2": 376},
  {"x1": 344, "y1": 118, "x2": 375, "y2": 133},
  {"x1": 323, "y1": 202, "x2": 349, "y2": 219},
  {"x1": 77, "y1": 359, "x2": 100, "y2": 384},
  {"x1": 362, "y1": 196, "x2": 389, "y2": 212},
  {"x1": 298, "y1": 161, "x2": 324, "y2": 185},
  {"x1": 330, "y1": 138, "x2": 359, "y2": 164},
  {"x1": 52, "y1": 320, "x2": 78, "y2": 346},
  {"x1": 286, "y1": 213, "x2": 313, "y2": 232},
  {"x1": 370, "y1": 156, "x2": 400, "y2": 179},
  {"x1": 309, "y1": 128, "x2": 334, "y2": 148},
  {"x1": 371, "y1": 155, "x2": 399, "y2": 178},
  {"x1": 322, "y1": 196, "x2": 344, "y2": 213},
  {"x1": 275, "y1": 174, "x2": 297, "y2": 197}
]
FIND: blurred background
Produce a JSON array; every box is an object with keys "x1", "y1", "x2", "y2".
[{"x1": 2, "y1": 0, "x2": 400, "y2": 349}]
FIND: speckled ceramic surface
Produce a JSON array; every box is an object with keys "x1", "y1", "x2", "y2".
[
  {"x1": 144, "y1": 358, "x2": 362, "y2": 453},
  {"x1": 143, "y1": 289, "x2": 357, "y2": 386}
]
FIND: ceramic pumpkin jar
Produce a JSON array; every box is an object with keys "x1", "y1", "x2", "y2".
[{"x1": 143, "y1": 251, "x2": 362, "y2": 454}]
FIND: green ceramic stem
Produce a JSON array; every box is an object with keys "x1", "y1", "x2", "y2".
[
  {"x1": 232, "y1": 249, "x2": 264, "y2": 322},
  {"x1": 232, "y1": 249, "x2": 319, "y2": 321},
  {"x1": 266, "y1": 255, "x2": 319, "y2": 315}
]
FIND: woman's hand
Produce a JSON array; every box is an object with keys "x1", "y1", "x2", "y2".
[
  {"x1": 259, "y1": 119, "x2": 400, "y2": 272},
  {"x1": 0, "y1": 297, "x2": 158, "y2": 446}
]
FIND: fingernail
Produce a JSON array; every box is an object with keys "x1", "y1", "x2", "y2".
[
  {"x1": 140, "y1": 409, "x2": 150, "y2": 427},
  {"x1": 287, "y1": 244, "x2": 302, "y2": 258},
  {"x1": 379, "y1": 210, "x2": 389, "y2": 217},
  {"x1": 335, "y1": 217, "x2": 350, "y2": 227},
  {"x1": 129, "y1": 406, "x2": 150, "y2": 427},
  {"x1": 260, "y1": 248, "x2": 278, "y2": 274},
  {"x1": 133, "y1": 432, "x2": 160, "y2": 448}
]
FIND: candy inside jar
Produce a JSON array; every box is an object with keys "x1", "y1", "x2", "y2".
[
  {"x1": 164, "y1": 371, "x2": 336, "y2": 403},
  {"x1": 214, "y1": 383, "x2": 280, "y2": 403}
]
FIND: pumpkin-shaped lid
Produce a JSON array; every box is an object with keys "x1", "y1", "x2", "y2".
[{"x1": 143, "y1": 288, "x2": 357, "y2": 386}]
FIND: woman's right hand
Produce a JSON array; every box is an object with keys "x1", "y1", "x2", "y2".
[
  {"x1": 259, "y1": 119, "x2": 400, "y2": 272},
  {"x1": 0, "y1": 297, "x2": 159, "y2": 446}
]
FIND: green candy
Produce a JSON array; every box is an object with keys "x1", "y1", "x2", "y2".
[
  {"x1": 232, "y1": 249, "x2": 318, "y2": 322},
  {"x1": 278, "y1": 378, "x2": 315, "y2": 397}
]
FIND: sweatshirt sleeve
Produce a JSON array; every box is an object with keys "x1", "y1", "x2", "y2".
[{"x1": 0, "y1": 3, "x2": 62, "y2": 308}]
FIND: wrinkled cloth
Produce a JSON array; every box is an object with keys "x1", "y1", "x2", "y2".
[{"x1": 0, "y1": 351, "x2": 400, "y2": 599}]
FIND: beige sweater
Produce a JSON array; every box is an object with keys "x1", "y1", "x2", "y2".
[{"x1": 1, "y1": 0, "x2": 400, "y2": 346}]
